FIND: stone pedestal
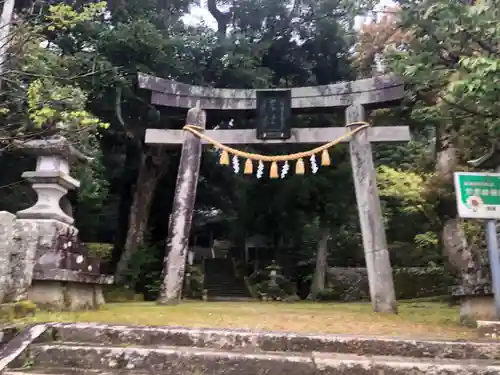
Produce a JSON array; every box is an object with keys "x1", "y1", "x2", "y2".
[
  {"x1": 477, "y1": 320, "x2": 500, "y2": 339},
  {"x1": 6, "y1": 219, "x2": 78, "y2": 302},
  {"x1": 0, "y1": 212, "x2": 16, "y2": 302},
  {"x1": 28, "y1": 270, "x2": 113, "y2": 311},
  {"x1": 452, "y1": 284, "x2": 496, "y2": 325}
]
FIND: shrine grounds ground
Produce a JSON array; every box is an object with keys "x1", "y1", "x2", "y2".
[{"x1": 18, "y1": 300, "x2": 476, "y2": 339}]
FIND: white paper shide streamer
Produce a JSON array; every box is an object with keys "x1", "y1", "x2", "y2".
[
  {"x1": 232, "y1": 155, "x2": 240, "y2": 173},
  {"x1": 310, "y1": 154, "x2": 319, "y2": 174},
  {"x1": 281, "y1": 161, "x2": 290, "y2": 179},
  {"x1": 256, "y1": 160, "x2": 264, "y2": 179}
]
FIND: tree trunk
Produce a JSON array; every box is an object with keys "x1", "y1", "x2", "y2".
[
  {"x1": 434, "y1": 122, "x2": 482, "y2": 286},
  {"x1": 115, "y1": 146, "x2": 168, "y2": 284},
  {"x1": 207, "y1": 0, "x2": 230, "y2": 38},
  {"x1": 308, "y1": 225, "x2": 329, "y2": 300},
  {"x1": 435, "y1": 123, "x2": 467, "y2": 270}
]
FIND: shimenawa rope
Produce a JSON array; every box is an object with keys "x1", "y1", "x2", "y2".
[{"x1": 182, "y1": 121, "x2": 370, "y2": 178}]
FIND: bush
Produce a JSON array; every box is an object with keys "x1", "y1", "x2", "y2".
[
  {"x1": 120, "y1": 243, "x2": 163, "y2": 300},
  {"x1": 248, "y1": 267, "x2": 298, "y2": 299},
  {"x1": 103, "y1": 285, "x2": 144, "y2": 303},
  {"x1": 315, "y1": 288, "x2": 341, "y2": 301},
  {"x1": 393, "y1": 267, "x2": 457, "y2": 300},
  {"x1": 184, "y1": 264, "x2": 204, "y2": 299},
  {"x1": 86, "y1": 242, "x2": 113, "y2": 262},
  {"x1": 320, "y1": 266, "x2": 459, "y2": 301}
]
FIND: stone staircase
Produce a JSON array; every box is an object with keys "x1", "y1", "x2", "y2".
[
  {"x1": 1, "y1": 323, "x2": 500, "y2": 374},
  {"x1": 204, "y1": 258, "x2": 251, "y2": 300}
]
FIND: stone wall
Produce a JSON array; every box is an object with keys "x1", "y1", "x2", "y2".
[{"x1": 322, "y1": 267, "x2": 458, "y2": 301}]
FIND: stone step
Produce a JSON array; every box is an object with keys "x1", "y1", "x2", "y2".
[
  {"x1": 44, "y1": 323, "x2": 500, "y2": 360},
  {"x1": 12, "y1": 343, "x2": 500, "y2": 375},
  {"x1": 4, "y1": 368, "x2": 149, "y2": 375},
  {"x1": 2, "y1": 367, "x2": 143, "y2": 375}
]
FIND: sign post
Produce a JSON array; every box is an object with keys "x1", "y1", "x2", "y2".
[{"x1": 454, "y1": 172, "x2": 500, "y2": 319}]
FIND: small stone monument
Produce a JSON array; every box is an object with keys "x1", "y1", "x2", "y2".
[{"x1": 0, "y1": 136, "x2": 113, "y2": 310}]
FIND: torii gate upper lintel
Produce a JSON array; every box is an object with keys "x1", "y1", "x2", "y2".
[{"x1": 140, "y1": 73, "x2": 410, "y2": 313}]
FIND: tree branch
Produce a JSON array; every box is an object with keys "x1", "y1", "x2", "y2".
[
  {"x1": 207, "y1": 0, "x2": 230, "y2": 37},
  {"x1": 115, "y1": 85, "x2": 126, "y2": 128},
  {"x1": 438, "y1": 94, "x2": 496, "y2": 119}
]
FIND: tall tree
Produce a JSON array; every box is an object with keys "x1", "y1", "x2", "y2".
[{"x1": 354, "y1": 0, "x2": 500, "y2": 285}]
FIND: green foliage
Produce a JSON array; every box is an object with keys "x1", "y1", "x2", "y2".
[
  {"x1": 320, "y1": 267, "x2": 458, "y2": 301},
  {"x1": 247, "y1": 267, "x2": 297, "y2": 298},
  {"x1": 387, "y1": 0, "x2": 499, "y2": 158},
  {"x1": 414, "y1": 232, "x2": 439, "y2": 253},
  {"x1": 377, "y1": 165, "x2": 442, "y2": 265},
  {"x1": 461, "y1": 220, "x2": 487, "y2": 252},
  {"x1": 0, "y1": 1, "x2": 109, "y2": 147},
  {"x1": 377, "y1": 165, "x2": 429, "y2": 215},
  {"x1": 409, "y1": 2, "x2": 500, "y2": 121},
  {"x1": 72, "y1": 133, "x2": 113, "y2": 241},
  {"x1": 27, "y1": 79, "x2": 108, "y2": 130},
  {"x1": 315, "y1": 288, "x2": 341, "y2": 301},
  {"x1": 392, "y1": 267, "x2": 456, "y2": 300},
  {"x1": 103, "y1": 285, "x2": 144, "y2": 303},
  {"x1": 378, "y1": 0, "x2": 500, "y2": 275},
  {"x1": 120, "y1": 242, "x2": 163, "y2": 299},
  {"x1": 184, "y1": 264, "x2": 205, "y2": 299},
  {"x1": 86, "y1": 243, "x2": 114, "y2": 262},
  {"x1": 46, "y1": 2, "x2": 107, "y2": 30}
]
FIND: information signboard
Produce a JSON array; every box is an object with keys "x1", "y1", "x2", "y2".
[{"x1": 454, "y1": 172, "x2": 500, "y2": 219}]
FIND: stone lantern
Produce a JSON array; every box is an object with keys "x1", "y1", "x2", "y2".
[
  {"x1": 0, "y1": 135, "x2": 114, "y2": 308},
  {"x1": 15, "y1": 135, "x2": 91, "y2": 225}
]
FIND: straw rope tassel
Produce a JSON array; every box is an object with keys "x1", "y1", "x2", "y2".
[
  {"x1": 244, "y1": 159, "x2": 253, "y2": 174},
  {"x1": 270, "y1": 161, "x2": 279, "y2": 178},
  {"x1": 220, "y1": 150, "x2": 230, "y2": 165},
  {"x1": 295, "y1": 158, "x2": 305, "y2": 175},
  {"x1": 321, "y1": 149, "x2": 331, "y2": 166}
]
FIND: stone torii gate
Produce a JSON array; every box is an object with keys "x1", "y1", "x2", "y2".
[{"x1": 138, "y1": 73, "x2": 410, "y2": 312}]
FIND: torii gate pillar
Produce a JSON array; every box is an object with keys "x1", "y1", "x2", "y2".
[
  {"x1": 346, "y1": 104, "x2": 397, "y2": 313},
  {"x1": 157, "y1": 107, "x2": 206, "y2": 305}
]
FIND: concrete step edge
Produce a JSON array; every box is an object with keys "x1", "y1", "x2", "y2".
[
  {"x1": 4, "y1": 369, "x2": 149, "y2": 375},
  {"x1": 21, "y1": 344, "x2": 500, "y2": 375},
  {"x1": 44, "y1": 323, "x2": 500, "y2": 360}
]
